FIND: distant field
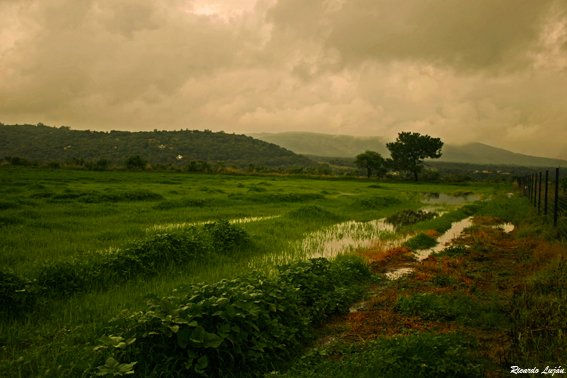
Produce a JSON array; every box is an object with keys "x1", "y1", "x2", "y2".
[{"x1": 0, "y1": 167, "x2": 507, "y2": 376}]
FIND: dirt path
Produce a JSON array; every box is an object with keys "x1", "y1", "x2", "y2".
[{"x1": 295, "y1": 215, "x2": 565, "y2": 376}]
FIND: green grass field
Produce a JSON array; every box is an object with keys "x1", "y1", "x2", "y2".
[{"x1": 1, "y1": 167, "x2": 557, "y2": 377}]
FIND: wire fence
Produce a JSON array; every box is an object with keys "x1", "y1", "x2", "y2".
[{"x1": 517, "y1": 168, "x2": 567, "y2": 238}]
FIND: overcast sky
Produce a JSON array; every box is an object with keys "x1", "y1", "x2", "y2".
[{"x1": 1, "y1": 0, "x2": 566, "y2": 159}]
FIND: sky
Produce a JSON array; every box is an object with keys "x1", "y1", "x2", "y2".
[{"x1": 1, "y1": 0, "x2": 566, "y2": 159}]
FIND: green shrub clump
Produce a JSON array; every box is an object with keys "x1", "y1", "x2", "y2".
[
  {"x1": 355, "y1": 196, "x2": 401, "y2": 209},
  {"x1": 0, "y1": 271, "x2": 37, "y2": 317},
  {"x1": 287, "y1": 205, "x2": 341, "y2": 221},
  {"x1": 403, "y1": 233, "x2": 437, "y2": 250},
  {"x1": 36, "y1": 221, "x2": 249, "y2": 298},
  {"x1": 386, "y1": 209, "x2": 437, "y2": 227},
  {"x1": 97, "y1": 256, "x2": 372, "y2": 376},
  {"x1": 203, "y1": 219, "x2": 249, "y2": 252}
]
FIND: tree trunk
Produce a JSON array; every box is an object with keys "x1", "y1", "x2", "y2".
[
  {"x1": 413, "y1": 170, "x2": 418, "y2": 181},
  {"x1": 367, "y1": 167, "x2": 371, "y2": 178}
]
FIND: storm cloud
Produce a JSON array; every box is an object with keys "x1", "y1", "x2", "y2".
[{"x1": 1, "y1": 0, "x2": 566, "y2": 158}]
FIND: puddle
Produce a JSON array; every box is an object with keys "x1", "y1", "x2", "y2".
[
  {"x1": 385, "y1": 267, "x2": 414, "y2": 280},
  {"x1": 492, "y1": 223, "x2": 514, "y2": 233},
  {"x1": 414, "y1": 216, "x2": 474, "y2": 261},
  {"x1": 423, "y1": 192, "x2": 481, "y2": 205},
  {"x1": 298, "y1": 219, "x2": 396, "y2": 259},
  {"x1": 147, "y1": 215, "x2": 280, "y2": 232},
  {"x1": 247, "y1": 218, "x2": 399, "y2": 272}
]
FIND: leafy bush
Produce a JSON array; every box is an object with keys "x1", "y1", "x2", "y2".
[
  {"x1": 0, "y1": 271, "x2": 37, "y2": 316},
  {"x1": 97, "y1": 257, "x2": 372, "y2": 376},
  {"x1": 403, "y1": 233, "x2": 437, "y2": 250},
  {"x1": 203, "y1": 219, "x2": 249, "y2": 252},
  {"x1": 386, "y1": 209, "x2": 437, "y2": 227},
  {"x1": 354, "y1": 196, "x2": 401, "y2": 209},
  {"x1": 103, "y1": 275, "x2": 307, "y2": 376}
]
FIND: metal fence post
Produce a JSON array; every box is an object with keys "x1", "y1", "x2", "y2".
[
  {"x1": 544, "y1": 170, "x2": 549, "y2": 216},
  {"x1": 533, "y1": 173, "x2": 537, "y2": 207},
  {"x1": 554, "y1": 168, "x2": 559, "y2": 227},
  {"x1": 538, "y1": 172, "x2": 542, "y2": 214}
]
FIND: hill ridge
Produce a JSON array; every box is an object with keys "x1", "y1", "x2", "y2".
[
  {"x1": 0, "y1": 124, "x2": 313, "y2": 167},
  {"x1": 252, "y1": 132, "x2": 566, "y2": 167}
]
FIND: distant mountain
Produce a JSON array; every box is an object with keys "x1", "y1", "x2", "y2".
[
  {"x1": 0, "y1": 124, "x2": 313, "y2": 167},
  {"x1": 251, "y1": 132, "x2": 388, "y2": 157},
  {"x1": 252, "y1": 132, "x2": 566, "y2": 167}
]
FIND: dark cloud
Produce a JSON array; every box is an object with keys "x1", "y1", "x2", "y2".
[{"x1": 0, "y1": 0, "x2": 566, "y2": 159}]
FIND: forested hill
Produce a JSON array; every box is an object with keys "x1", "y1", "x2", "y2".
[{"x1": 0, "y1": 124, "x2": 313, "y2": 167}]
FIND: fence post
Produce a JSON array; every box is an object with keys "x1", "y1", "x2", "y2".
[
  {"x1": 528, "y1": 173, "x2": 534, "y2": 205},
  {"x1": 554, "y1": 168, "x2": 559, "y2": 227},
  {"x1": 538, "y1": 172, "x2": 542, "y2": 214},
  {"x1": 534, "y1": 173, "x2": 538, "y2": 207},
  {"x1": 544, "y1": 170, "x2": 549, "y2": 216}
]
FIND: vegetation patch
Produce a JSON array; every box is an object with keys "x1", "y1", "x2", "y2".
[
  {"x1": 153, "y1": 198, "x2": 209, "y2": 210},
  {"x1": 278, "y1": 332, "x2": 484, "y2": 378},
  {"x1": 96, "y1": 256, "x2": 372, "y2": 377},
  {"x1": 395, "y1": 293, "x2": 507, "y2": 329},
  {"x1": 3, "y1": 221, "x2": 250, "y2": 304},
  {"x1": 0, "y1": 215, "x2": 23, "y2": 228},
  {"x1": 403, "y1": 233, "x2": 437, "y2": 250},
  {"x1": 0, "y1": 271, "x2": 38, "y2": 317},
  {"x1": 287, "y1": 205, "x2": 341, "y2": 221},
  {"x1": 437, "y1": 245, "x2": 469, "y2": 257},
  {"x1": 386, "y1": 209, "x2": 437, "y2": 227},
  {"x1": 354, "y1": 196, "x2": 401, "y2": 209},
  {"x1": 30, "y1": 189, "x2": 164, "y2": 203},
  {"x1": 230, "y1": 192, "x2": 324, "y2": 203},
  {"x1": 510, "y1": 257, "x2": 567, "y2": 365}
]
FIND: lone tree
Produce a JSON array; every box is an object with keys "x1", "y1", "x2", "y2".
[
  {"x1": 355, "y1": 150, "x2": 386, "y2": 178},
  {"x1": 386, "y1": 132, "x2": 443, "y2": 181}
]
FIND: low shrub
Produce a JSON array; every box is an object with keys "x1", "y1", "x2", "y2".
[
  {"x1": 287, "y1": 206, "x2": 341, "y2": 221},
  {"x1": 96, "y1": 257, "x2": 372, "y2": 376},
  {"x1": 36, "y1": 221, "x2": 248, "y2": 298},
  {"x1": 354, "y1": 196, "x2": 401, "y2": 210},
  {"x1": 153, "y1": 198, "x2": 208, "y2": 210},
  {"x1": 0, "y1": 271, "x2": 38, "y2": 317},
  {"x1": 386, "y1": 209, "x2": 437, "y2": 227},
  {"x1": 437, "y1": 245, "x2": 469, "y2": 257},
  {"x1": 33, "y1": 190, "x2": 163, "y2": 203},
  {"x1": 403, "y1": 233, "x2": 437, "y2": 250},
  {"x1": 0, "y1": 200, "x2": 20, "y2": 210},
  {"x1": 0, "y1": 215, "x2": 23, "y2": 228},
  {"x1": 203, "y1": 219, "x2": 249, "y2": 252}
]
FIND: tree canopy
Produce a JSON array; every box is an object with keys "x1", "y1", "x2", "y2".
[
  {"x1": 355, "y1": 151, "x2": 386, "y2": 178},
  {"x1": 386, "y1": 132, "x2": 443, "y2": 181}
]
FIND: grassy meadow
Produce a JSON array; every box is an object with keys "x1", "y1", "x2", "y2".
[{"x1": 1, "y1": 167, "x2": 563, "y2": 377}]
